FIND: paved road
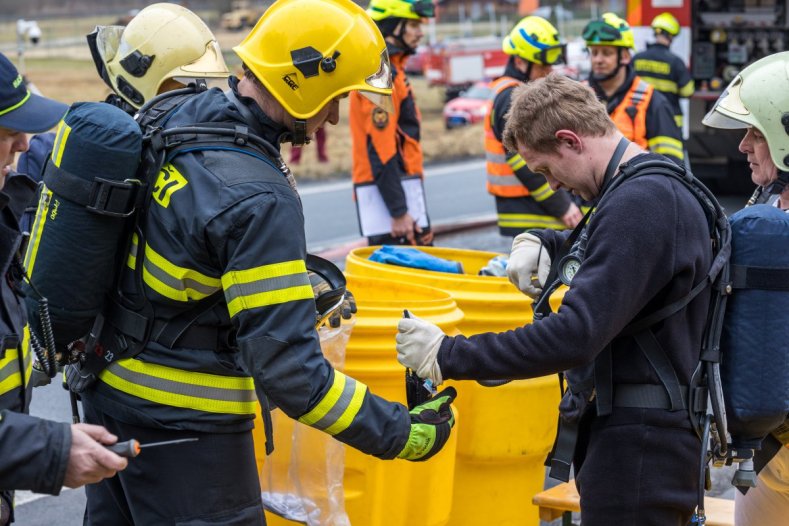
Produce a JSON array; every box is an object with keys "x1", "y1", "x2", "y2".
[{"x1": 15, "y1": 161, "x2": 747, "y2": 524}]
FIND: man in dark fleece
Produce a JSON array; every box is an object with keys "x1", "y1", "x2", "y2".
[{"x1": 396, "y1": 72, "x2": 713, "y2": 525}]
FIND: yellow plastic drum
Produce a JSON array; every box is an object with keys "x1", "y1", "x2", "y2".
[
  {"x1": 346, "y1": 246, "x2": 564, "y2": 525},
  {"x1": 341, "y1": 274, "x2": 463, "y2": 526},
  {"x1": 257, "y1": 274, "x2": 464, "y2": 526}
]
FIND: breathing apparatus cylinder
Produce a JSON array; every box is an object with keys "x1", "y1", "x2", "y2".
[
  {"x1": 22, "y1": 102, "x2": 143, "y2": 351},
  {"x1": 720, "y1": 204, "x2": 789, "y2": 450}
]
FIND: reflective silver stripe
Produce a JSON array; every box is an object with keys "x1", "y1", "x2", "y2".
[
  {"x1": 224, "y1": 273, "x2": 310, "y2": 305},
  {"x1": 104, "y1": 361, "x2": 257, "y2": 403},
  {"x1": 631, "y1": 80, "x2": 650, "y2": 104},
  {"x1": 143, "y1": 259, "x2": 220, "y2": 296},
  {"x1": 0, "y1": 360, "x2": 20, "y2": 384},
  {"x1": 485, "y1": 152, "x2": 507, "y2": 164},
  {"x1": 308, "y1": 376, "x2": 359, "y2": 432},
  {"x1": 487, "y1": 173, "x2": 523, "y2": 186}
]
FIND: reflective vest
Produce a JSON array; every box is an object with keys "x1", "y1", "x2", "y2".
[
  {"x1": 610, "y1": 78, "x2": 653, "y2": 149},
  {"x1": 484, "y1": 76, "x2": 528, "y2": 198}
]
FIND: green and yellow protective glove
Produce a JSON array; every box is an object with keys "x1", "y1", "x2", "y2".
[{"x1": 397, "y1": 387, "x2": 457, "y2": 462}]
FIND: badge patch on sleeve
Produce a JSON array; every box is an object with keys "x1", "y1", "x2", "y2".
[{"x1": 372, "y1": 107, "x2": 389, "y2": 129}]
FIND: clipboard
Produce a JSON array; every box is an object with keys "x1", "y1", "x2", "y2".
[{"x1": 354, "y1": 176, "x2": 430, "y2": 237}]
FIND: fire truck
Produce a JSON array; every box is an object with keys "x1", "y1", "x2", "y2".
[
  {"x1": 629, "y1": 0, "x2": 789, "y2": 192},
  {"x1": 424, "y1": 36, "x2": 508, "y2": 100}
]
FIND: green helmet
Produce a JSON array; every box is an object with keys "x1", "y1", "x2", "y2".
[
  {"x1": 503, "y1": 16, "x2": 565, "y2": 66},
  {"x1": 583, "y1": 12, "x2": 635, "y2": 49},
  {"x1": 703, "y1": 51, "x2": 789, "y2": 171},
  {"x1": 367, "y1": 0, "x2": 435, "y2": 21}
]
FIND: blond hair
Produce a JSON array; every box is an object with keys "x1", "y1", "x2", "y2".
[{"x1": 503, "y1": 73, "x2": 615, "y2": 154}]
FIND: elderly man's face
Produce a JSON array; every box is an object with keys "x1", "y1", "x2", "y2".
[
  {"x1": 739, "y1": 127, "x2": 778, "y2": 188},
  {"x1": 0, "y1": 127, "x2": 28, "y2": 190}
]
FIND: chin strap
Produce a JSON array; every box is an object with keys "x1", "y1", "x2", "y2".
[
  {"x1": 591, "y1": 49, "x2": 626, "y2": 82},
  {"x1": 765, "y1": 169, "x2": 789, "y2": 196},
  {"x1": 285, "y1": 119, "x2": 310, "y2": 146}
]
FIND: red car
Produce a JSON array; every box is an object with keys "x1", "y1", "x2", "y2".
[{"x1": 442, "y1": 82, "x2": 493, "y2": 129}]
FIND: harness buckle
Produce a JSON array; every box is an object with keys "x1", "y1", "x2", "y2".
[{"x1": 86, "y1": 178, "x2": 143, "y2": 218}]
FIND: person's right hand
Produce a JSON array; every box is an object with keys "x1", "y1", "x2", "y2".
[
  {"x1": 391, "y1": 213, "x2": 416, "y2": 245},
  {"x1": 561, "y1": 202, "x2": 584, "y2": 228},
  {"x1": 63, "y1": 424, "x2": 128, "y2": 488},
  {"x1": 506, "y1": 232, "x2": 551, "y2": 298},
  {"x1": 397, "y1": 387, "x2": 457, "y2": 461}
]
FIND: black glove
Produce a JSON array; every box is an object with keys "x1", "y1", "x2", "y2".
[{"x1": 397, "y1": 387, "x2": 457, "y2": 462}]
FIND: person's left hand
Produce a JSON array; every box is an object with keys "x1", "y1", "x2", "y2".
[
  {"x1": 395, "y1": 311, "x2": 445, "y2": 385},
  {"x1": 328, "y1": 290, "x2": 357, "y2": 328}
]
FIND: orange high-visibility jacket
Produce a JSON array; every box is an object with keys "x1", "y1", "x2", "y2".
[
  {"x1": 610, "y1": 78, "x2": 653, "y2": 150},
  {"x1": 484, "y1": 75, "x2": 528, "y2": 198},
  {"x1": 350, "y1": 51, "x2": 423, "y2": 217}
]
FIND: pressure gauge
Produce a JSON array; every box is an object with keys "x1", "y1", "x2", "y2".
[{"x1": 559, "y1": 255, "x2": 582, "y2": 286}]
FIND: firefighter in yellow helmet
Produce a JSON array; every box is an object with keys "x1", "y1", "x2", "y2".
[
  {"x1": 349, "y1": 0, "x2": 437, "y2": 246},
  {"x1": 485, "y1": 15, "x2": 582, "y2": 236},
  {"x1": 632, "y1": 12, "x2": 695, "y2": 129},
  {"x1": 77, "y1": 1, "x2": 456, "y2": 523},
  {"x1": 583, "y1": 12, "x2": 685, "y2": 165},
  {"x1": 87, "y1": 2, "x2": 230, "y2": 111}
]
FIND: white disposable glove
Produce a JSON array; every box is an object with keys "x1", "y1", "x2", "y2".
[
  {"x1": 395, "y1": 311, "x2": 445, "y2": 385},
  {"x1": 506, "y1": 232, "x2": 551, "y2": 298}
]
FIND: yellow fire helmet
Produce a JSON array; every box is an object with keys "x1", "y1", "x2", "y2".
[
  {"x1": 503, "y1": 16, "x2": 565, "y2": 66},
  {"x1": 235, "y1": 0, "x2": 394, "y2": 120},
  {"x1": 367, "y1": 0, "x2": 436, "y2": 21},
  {"x1": 582, "y1": 12, "x2": 635, "y2": 49},
  {"x1": 87, "y1": 3, "x2": 229, "y2": 109},
  {"x1": 703, "y1": 51, "x2": 789, "y2": 171},
  {"x1": 651, "y1": 12, "x2": 681, "y2": 38}
]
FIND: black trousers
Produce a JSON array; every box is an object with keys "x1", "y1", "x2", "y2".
[
  {"x1": 82, "y1": 401, "x2": 265, "y2": 525},
  {"x1": 574, "y1": 413, "x2": 701, "y2": 525},
  {"x1": 367, "y1": 226, "x2": 432, "y2": 247}
]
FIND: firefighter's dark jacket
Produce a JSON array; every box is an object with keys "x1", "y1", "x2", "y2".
[
  {"x1": 489, "y1": 61, "x2": 571, "y2": 219},
  {"x1": 437, "y1": 153, "x2": 712, "y2": 430},
  {"x1": 632, "y1": 43, "x2": 694, "y2": 119},
  {"x1": 83, "y1": 81, "x2": 410, "y2": 459},
  {"x1": 0, "y1": 175, "x2": 70, "y2": 495},
  {"x1": 590, "y1": 67, "x2": 684, "y2": 165}
]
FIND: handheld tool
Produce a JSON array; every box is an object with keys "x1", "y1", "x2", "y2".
[
  {"x1": 106, "y1": 437, "x2": 199, "y2": 458},
  {"x1": 403, "y1": 310, "x2": 436, "y2": 410}
]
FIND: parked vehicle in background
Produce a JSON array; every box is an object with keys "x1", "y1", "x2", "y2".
[
  {"x1": 442, "y1": 81, "x2": 492, "y2": 129},
  {"x1": 404, "y1": 45, "x2": 430, "y2": 76},
  {"x1": 425, "y1": 36, "x2": 507, "y2": 100}
]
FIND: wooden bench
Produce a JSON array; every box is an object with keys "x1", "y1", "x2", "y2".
[{"x1": 532, "y1": 481, "x2": 734, "y2": 526}]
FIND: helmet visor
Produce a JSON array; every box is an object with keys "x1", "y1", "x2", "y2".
[
  {"x1": 702, "y1": 76, "x2": 752, "y2": 129},
  {"x1": 537, "y1": 43, "x2": 567, "y2": 65},
  {"x1": 178, "y1": 40, "x2": 230, "y2": 77},
  {"x1": 360, "y1": 50, "x2": 394, "y2": 112},
  {"x1": 86, "y1": 25, "x2": 125, "y2": 89},
  {"x1": 412, "y1": 0, "x2": 435, "y2": 18},
  {"x1": 583, "y1": 20, "x2": 622, "y2": 44}
]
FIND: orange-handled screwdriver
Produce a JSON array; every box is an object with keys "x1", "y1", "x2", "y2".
[{"x1": 105, "y1": 438, "x2": 199, "y2": 458}]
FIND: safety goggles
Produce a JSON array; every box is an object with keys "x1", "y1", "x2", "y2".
[
  {"x1": 411, "y1": 0, "x2": 435, "y2": 18},
  {"x1": 582, "y1": 20, "x2": 623, "y2": 44},
  {"x1": 535, "y1": 43, "x2": 567, "y2": 65}
]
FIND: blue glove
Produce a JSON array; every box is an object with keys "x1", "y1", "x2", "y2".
[{"x1": 369, "y1": 246, "x2": 463, "y2": 274}]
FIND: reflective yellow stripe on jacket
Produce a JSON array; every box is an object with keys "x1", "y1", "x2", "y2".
[
  {"x1": 99, "y1": 358, "x2": 257, "y2": 415},
  {"x1": 648, "y1": 135, "x2": 684, "y2": 161},
  {"x1": 0, "y1": 327, "x2": 32, "y2": 396},
  {"x1": 298, "y1": 370, "x2": 367, "y2": 436},
  {"x1": 128, "y1": 236, "x2": 222, "y2": 302},
  {"x1": 222, "y1": 260, "x2": 313, "y2": 318}
]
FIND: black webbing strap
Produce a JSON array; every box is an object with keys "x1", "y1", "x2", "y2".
[
  {"x1": 730, "y1": 264, "x2": 789, "y2": 291},
  {"x1": 42, "y1": 163, "x2": 141, "y2": 217},
  {"x1": 548, "y1": 418, "x2": 579, "y2": 482},
  {"x1": 634, "y1": 330, "x2": 686, "y2": 411},
  {"x1": 613, "y1": 384, "x2": 689, "y2": 410},
  {"x1": 151, "y1": 291, "x2": 226, "y2": 349},
  {"x1": 594, "y1": 345, "x2": 613, "y2": 416}
]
